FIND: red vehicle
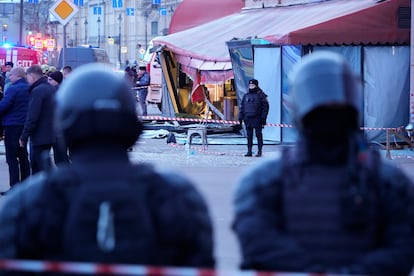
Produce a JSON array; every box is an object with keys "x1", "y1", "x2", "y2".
[{"x1": 0, "y1": 46, "x2": 40, "y2": 71}]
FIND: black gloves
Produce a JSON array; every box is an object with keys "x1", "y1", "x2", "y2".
[
  {"x1": 261, "y1": 119, "x2": 267, "y2": 128},
  {"x1": 239, "y1": 119, "x2": 243, "y2": 126}
]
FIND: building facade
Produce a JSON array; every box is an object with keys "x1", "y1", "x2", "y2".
[
  {"x1": 0, "y1": 0, "x2": 323, "y2": 69},
  {"x1": 67, "y1": 0, "x2": 182, "y2": 69},
  {"x1": 0, "y1": 0, "x2": 181, "y2": 69}
]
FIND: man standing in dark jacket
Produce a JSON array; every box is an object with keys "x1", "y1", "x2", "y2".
[
  {"x1": 0, "y1": 67, "x2": 30, "y2": 190},
  {"x1": 20, "y1": 64, "x2": 56, "y2": 174},
  {"x1": 48, "y1": 71, "x2": 70, "y2": 165},
  {"x1": 135, "y1": 65, "x2": 150, "y2": 116},
  {"x1": 233, "y1": 52, "x2": 414, "y2": 275},
  {"x1": 238, "y1": 79, "x2": 269, "y2": 157}
]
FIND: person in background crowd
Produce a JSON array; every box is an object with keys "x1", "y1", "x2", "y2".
[
  {"x1": 0, "y1": 72, "x2": 4, "y2": 140},
  {"x1": 62, "y1": 65, "x2": 72, "y2": 79},
  {"x1": 232, "y1": 51, "x2": 414, "y2": 275},
  {"x1": 48, "y1": 71, "x2": 63, "y2": 89},
  {"x1": 48, "y1": 66, "x2": 57, "y2": 74},
  {"x1": 124, "y1": 66, "x2": 136, "y2": 88},
  {"x1": 48, "y1": 71, "x2": 70, "y2": 165},
  {"x1": 0, "y1": 64, "x2": 215, "y2": 272},
  {"x1": 0, "y1": 69, "x2": 4, "y2": 93},
  {"x1": 41, "y1": 64, "x2": 56, "y2": 76},
  {"x1": 20, "y1": 64, "x2": 56, "y2": 174},
  {"x1": 238, "y1": 78, "x2": 269, "y2": 157},
  {"x1": 135, "y1": 65, "x2": 150, "y2": 116},
  {"x1": 41, "y1": 64, "x2": 50, "y2": 76},
  {"x1": 3, "y1": 61, "x2": 13, "y2": 94},
  {"x1": 0, "y1": 67, "x2": 30, "y2": 193}
]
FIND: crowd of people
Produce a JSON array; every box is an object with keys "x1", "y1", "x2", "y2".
[
  {"x1": 0, "y1": 52, "x2": 412, "y2": 276},
  {"x1": 0, "y1": 63, "x2": 73, "y2": 193}
]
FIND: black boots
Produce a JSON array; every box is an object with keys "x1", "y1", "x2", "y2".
[
  {"x1": 245, "y1": 151, "x2": 262, "y2": 157},
  {"x1": 245, "y1": 147, "x2": 262, "y2": 157},
  {"x1": 244, "y1": 152, "x2": 262, "y2": 157}
]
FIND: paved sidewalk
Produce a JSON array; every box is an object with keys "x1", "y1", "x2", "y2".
[
  {"x1": 130, "y1": 133, "x2": 414, "y2": 171},
  {"x1": 0, "y1": 135, "x2": 413, "y2": 192}
]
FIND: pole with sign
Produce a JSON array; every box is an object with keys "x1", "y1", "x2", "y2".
[{"x1": 49, "y1": 0, "x2": 79, "y2": 68}]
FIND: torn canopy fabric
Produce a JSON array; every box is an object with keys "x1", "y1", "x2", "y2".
[{"x1": 153, "y1": 0, "x2": 409, "y2": 83}]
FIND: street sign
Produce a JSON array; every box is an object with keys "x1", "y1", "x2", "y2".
[
  {"x1": 159, "y1": 7, "x2": 167, "y2": 16},
  {"x1": 49, "y1": 0, "x2": 79, "y2": 26},
  {"x1": 126, "y1": 8, "x2": 134, "y2": 16}
]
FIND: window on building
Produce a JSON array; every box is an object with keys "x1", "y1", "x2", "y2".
[{"x1": 151, "y1": 21, "x2": 158, "y2": 36}]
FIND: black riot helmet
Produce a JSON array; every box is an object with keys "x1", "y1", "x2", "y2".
[
  {"x1": 289, "y1": 51, "x2": 362, "y2": 131},
  {"x1": 55, "y1": 63, "x2": 143, "y2": 149}
]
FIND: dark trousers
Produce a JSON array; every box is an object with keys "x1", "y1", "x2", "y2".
[
  {"x1": 30, "y1": 143, "x2": 52, "y2": 174},
  {"x1": 4, "y1": 126, "x2": 30, "y2": 187},
  {"x1": 138, "y1": 89, "x2": 148, "y2": 116},
  {"x1": 53, "y1": 135, "x2": 70, "y2": 165},
  {"x1": 246, "y1": 125, "x2": 263, "y2": 153}
]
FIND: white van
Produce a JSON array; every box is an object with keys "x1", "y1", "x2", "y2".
[
  {"x1": 145, "y1": 52, "x2": 162, "y2": 104},
  {"x1": 141, "y1": 41, "x2": 163, "y2": 105}
]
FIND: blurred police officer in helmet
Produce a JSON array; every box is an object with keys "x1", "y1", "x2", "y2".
[
  {"x1": 233, "y1": 51, "x2": 414, "y2": 275},
  {"x1": 0, "y1": 63, "x2": 215, "y2": 271}
]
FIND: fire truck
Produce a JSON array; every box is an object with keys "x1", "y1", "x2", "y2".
[{"x1": 0, "y1": 46, "x2": 40, "y2": 71}]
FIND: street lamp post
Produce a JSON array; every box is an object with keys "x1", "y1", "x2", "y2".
[
  {"x1": 144, "y1": 11, "x2": 148, "y2": 50},
  {"x1": 117, "y1": 13, "x2": 122, "y2": 69},
  {"x1": 19, "y1": 0, "x2": 23, "y2": 46},
  {"x1": 97, "y1": 17, "x2": 101, "y2": 47},
  {"x1": 2, "y1": 24, "x2": 8, "y2": 44},
  {"x1": 84, "y1": 18, "x2": 88, "y2": 44},
  {"x1": 74, "y1": 21, "x2": 78, "y2": 46}
]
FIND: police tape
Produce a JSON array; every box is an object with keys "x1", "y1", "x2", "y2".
[
  {"x1": 132, "y1": 86, "x2": 149, "y2": 90},
  {"x1": 139, "y1": 115, "x2": 405, "y2": 132},
  {"x1": 0, "y1": 258, "x2": 328, "y2": 276},
  {"x1": 140, "y1": 115, "x2": 240, "y2": 126}
]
